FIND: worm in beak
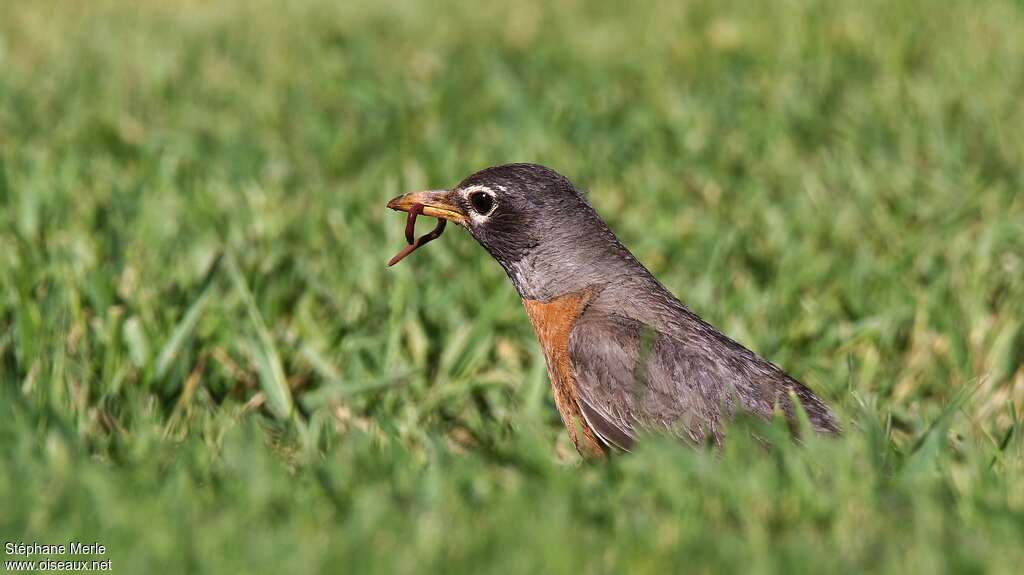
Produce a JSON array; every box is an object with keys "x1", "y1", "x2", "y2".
[{"x1": 387, "y1": 203, "x2": 447, "y2": 266}]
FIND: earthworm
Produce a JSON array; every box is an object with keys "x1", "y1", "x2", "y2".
[
  {"x1": 405, "y1": 203, "x2": 423, "y2": 244},
  {"x1": 388, "y1": 203, "x2": 447, "y2": 267}
]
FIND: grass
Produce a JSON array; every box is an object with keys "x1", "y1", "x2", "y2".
[{"x1": 1, "y1": 0, "x2": 1023, "y2": 572}]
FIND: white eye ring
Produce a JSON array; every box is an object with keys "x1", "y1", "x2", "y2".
[
  {"x1": 469, "y1": 191, "x2": 495, "y2": 215},
  {"x1": 462, "y1": 186, "x2": 497, "y2": 217}
]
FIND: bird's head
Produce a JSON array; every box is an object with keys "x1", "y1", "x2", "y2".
[{"x1": 387, "y1": 163, "x2": 638, "y2": 300}]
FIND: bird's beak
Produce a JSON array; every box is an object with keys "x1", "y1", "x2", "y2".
[{"x1": 386, "y1": 190, "x2": 466, "y2": 226}]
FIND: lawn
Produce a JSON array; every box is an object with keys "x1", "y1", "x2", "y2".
[{"x1": 1, "y1": 0, "x2": 1023, "y2": 572}]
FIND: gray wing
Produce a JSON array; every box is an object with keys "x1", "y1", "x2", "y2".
[{"x1": 567, "y1": 309, "x2": 839, "y2": 450}]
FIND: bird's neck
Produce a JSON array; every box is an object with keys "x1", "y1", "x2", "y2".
[{"x1": 498, "y1": 228, "x2": 650, "y2": 302}]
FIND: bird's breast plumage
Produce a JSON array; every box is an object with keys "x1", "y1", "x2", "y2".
[{"x1": 521, "y1": 290, "x2": 608, "y2": 457}]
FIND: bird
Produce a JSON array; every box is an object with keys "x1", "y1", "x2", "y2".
[{"x1": 387, "y1": 163, "x2": 839, "y2": 456}]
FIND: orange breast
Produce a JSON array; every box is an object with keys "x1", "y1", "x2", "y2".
[{"x1": 522, "y1": 291, "x2": 605, "y2": 457}]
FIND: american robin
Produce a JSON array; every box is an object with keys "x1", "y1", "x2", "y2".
[{"x1": 387, "y1": 163, "x2": 839, "y2": 456}]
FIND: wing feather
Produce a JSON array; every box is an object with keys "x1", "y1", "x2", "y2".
[{"x1": 568, "y1": 308, "x2": 839, "y2": 448}]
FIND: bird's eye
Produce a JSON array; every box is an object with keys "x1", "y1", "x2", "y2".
[{"x1": 469, "y1": 191, "x2": 495, "y2": 215}]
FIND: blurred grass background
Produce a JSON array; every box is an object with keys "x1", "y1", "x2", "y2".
[{"x1": 1, "y1": 0, "x2": 1023, "y2": 572}]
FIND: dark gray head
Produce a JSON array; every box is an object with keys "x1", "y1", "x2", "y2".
[{"x1": 387, "y1": 163, "x2": 645, "y2": 300}]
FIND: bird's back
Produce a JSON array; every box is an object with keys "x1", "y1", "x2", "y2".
[{"x1": 565, "y1": 272, "x2": 840, "y2": 450}]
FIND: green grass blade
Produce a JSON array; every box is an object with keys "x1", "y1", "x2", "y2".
[
  {"x1": 225, "y1": 253, "x2": 293, "y2": 420},
  {"x1": 153, "y1": 255, "x2": 222, "y2": 381}
]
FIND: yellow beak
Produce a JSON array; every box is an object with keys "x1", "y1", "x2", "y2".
[{"x1": 386, "y1": 190, "x2": 466, "y2": 226}]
